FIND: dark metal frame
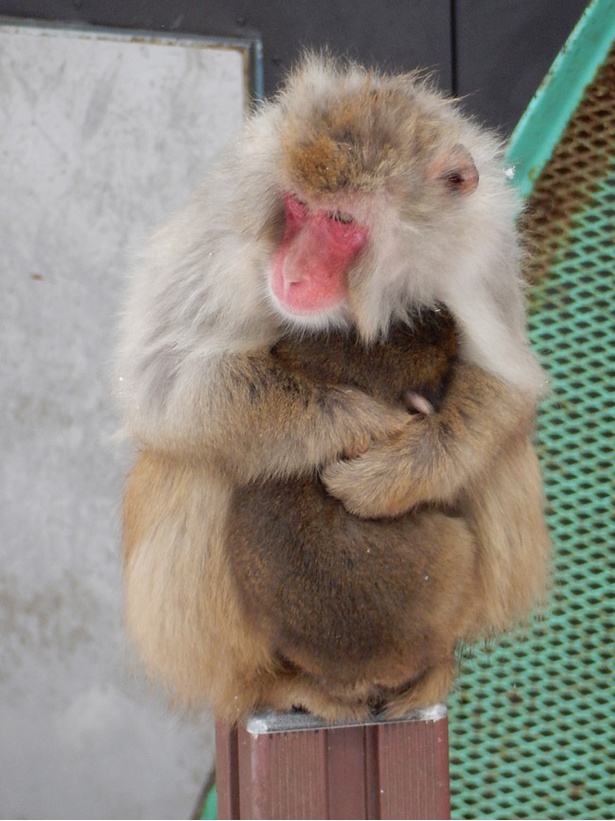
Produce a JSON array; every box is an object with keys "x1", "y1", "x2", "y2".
[{"x1": 0, "y1": 0, "x2": 590, "y2": 131}]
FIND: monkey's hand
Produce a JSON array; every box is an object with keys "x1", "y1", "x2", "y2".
[{"x1": 321, "y1": 363, "x2": 536, "y2": 519}]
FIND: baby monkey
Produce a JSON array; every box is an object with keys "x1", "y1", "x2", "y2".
[{"x1": 227, "y1": 309, "x2": 481, "y2": 717}]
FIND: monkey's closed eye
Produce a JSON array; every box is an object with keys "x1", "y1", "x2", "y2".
[
  {"x1": 283, "y1": 193, "x2": 308, "y2": 210},
  {"x1": 443, "y1": 172, "x2": 465, "y2": 187},
  {"x1": 328, "y1": 210, "x2": 354, "y2": 224}
]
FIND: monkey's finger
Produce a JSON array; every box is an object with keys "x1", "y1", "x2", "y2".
[{"x1": 403, "y1": 391, "x2": 435, "y2": 415}]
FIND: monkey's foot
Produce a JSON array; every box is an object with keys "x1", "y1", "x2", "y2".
[{"x1": 381, "y1": 660, "x2": 456, "y2": 719}]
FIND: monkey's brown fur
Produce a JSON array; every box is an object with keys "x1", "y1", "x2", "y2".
[{"x1": 118, "y1": 57, "x2": 551, "y2": 724}]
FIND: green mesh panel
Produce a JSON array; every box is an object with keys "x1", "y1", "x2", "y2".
[{"x1": 448, "y1": 43, "x2": 615, "y2": 821}]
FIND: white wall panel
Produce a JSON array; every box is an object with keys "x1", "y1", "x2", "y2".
[{"x1": 0, "y1": 21, "x2": 247, "y2": 819}]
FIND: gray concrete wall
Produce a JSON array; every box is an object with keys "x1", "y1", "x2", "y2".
[{"x1": 0, "y1": 22, "x2": 245, "y2": 819}]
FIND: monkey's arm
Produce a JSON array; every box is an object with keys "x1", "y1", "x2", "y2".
[
  {"x1": 122, "y1": 350, "x2": 409, "y2": 483},
  {"x1": 321, "y1": 363, "x2": 536, "y2": 518}
]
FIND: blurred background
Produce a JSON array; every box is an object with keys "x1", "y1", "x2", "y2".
[{"x1": 0, "y1": 2, "x2": 601, "y2": 819}]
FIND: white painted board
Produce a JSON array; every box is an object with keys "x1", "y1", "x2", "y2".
[{"x1": 0, "y1": 21, "x2": 247, "y2": 819}]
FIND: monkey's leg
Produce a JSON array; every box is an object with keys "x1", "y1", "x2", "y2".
[
  {"x1": 321, "y1": 362, "x2": 537, "y2": 519},
  {"x1": 464, "y1": 433, "x2": 551, "y2": 632},
  {"x1": 123, "y1": 450, "x2": 277, "y2": 723},
  {"x1": 380, "y1": 440, "x2": 551, "y2": 716}
]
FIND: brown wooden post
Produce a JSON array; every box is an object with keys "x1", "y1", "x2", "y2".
[{"x1": 216, "y1": 706, "x2": 450, "y2": 820}]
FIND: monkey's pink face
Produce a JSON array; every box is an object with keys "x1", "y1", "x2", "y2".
[{"x1": 270, "y1": 194, "x2": 369, "y2": 319}]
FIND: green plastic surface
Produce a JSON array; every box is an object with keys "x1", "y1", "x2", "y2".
[
  {"x1": 200, "y1": 784, "x2": 217, "y2": 820},
  {"x1": 449, "y1": 9, "x2": 615, "y2": 818}
]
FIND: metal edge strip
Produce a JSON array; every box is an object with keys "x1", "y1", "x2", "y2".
[
  {"x1": 506, "y1": 0, "x2": 615, "y2": 198},
  {"x1": 245, "y1": 703, "x2": 449, "y2": 736}
]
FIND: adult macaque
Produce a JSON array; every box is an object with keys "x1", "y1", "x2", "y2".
[{"x1": 116, "y1": 55, "x2": 550, "y2": 722}]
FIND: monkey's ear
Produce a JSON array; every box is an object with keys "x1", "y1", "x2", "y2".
[{"x1": 427, "y1": 144, "x2": 479, "y2": 196}]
